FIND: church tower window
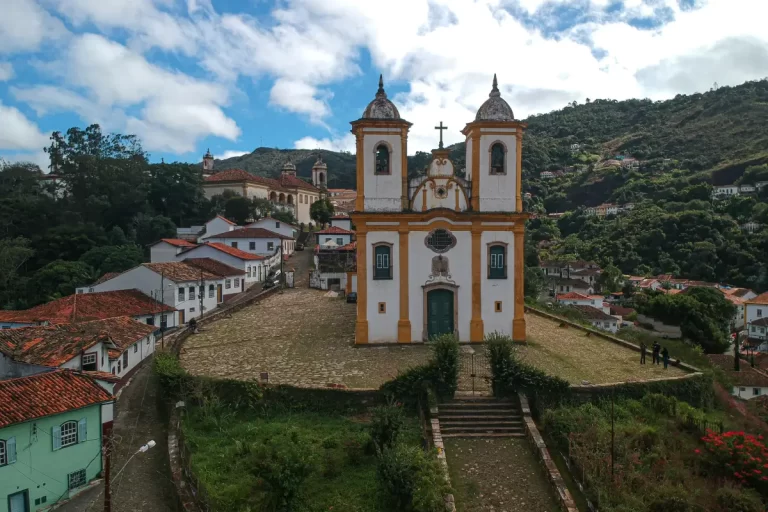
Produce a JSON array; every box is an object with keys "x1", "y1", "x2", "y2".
[
  {"x1": 488, "y1": 244, "x2": 507, "y2": 279},
  {"x1": 425, "y1": 229, "x2": 456, "y2": 253},
  {"x1": 373, "y1": 243, "x2": 393, "y2": 280},
  {"x1": 375, "y1": 144, "x2": 391, "y2": 175},
  {"x1": 490, "y1": 142, "x2": 506, "y2": 175}
]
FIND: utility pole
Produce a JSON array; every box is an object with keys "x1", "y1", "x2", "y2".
[
  {"x1": 160, "y1": 271, "x2": 165, "y2": 349},
  {"x1": 280, "y1": 240, "x2": 284, "y2": 286},
  {"x1": 199, "y1": 268, "x2": 204, "y2": 320},
  {"x1": 610, "y1": 387, "x2": 615, "y2": 484},
  {"x1": 104, "y1": 438, "x2": 111, "y2": 512}
]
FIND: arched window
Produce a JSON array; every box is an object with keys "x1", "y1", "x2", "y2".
[
  {"x1": 270, "y1": 191, "x2": 277, "y2": 201},
  {"x1": 375, "y1": 144, "x2": 390, "y2": 175},
  {"x1": 287, "y1": 195, "x2": 294, "y2": 205},
  {"x1": 373, "y1": 243, "x2": 393, "y2": 280},
  {"x1": 490, "y1": 143, "x2": 506, "y2": 175},
  {"x1": 488, "y1": 243, "x2": 507, "y2": 279},
  {"x1": 54, "y1": 420, "x2": 81, "y2": 450},
  {"x1": 319, "y1": 172, "x2": 325, "y2": 184}
]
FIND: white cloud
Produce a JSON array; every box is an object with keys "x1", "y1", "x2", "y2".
[
  {"x1": 0, "y1": 150, "x2": 51, "y2": 170},
  {"x1": 0, "y1": 102, "x2": 49, "y2": 151},
  {"x1": 0, "y1": 0, "x2": 68, "y2": 54},
  {"x1": 294, "y1": 134, "x2": 355, "y2": 153},
  {"x1": 269, "y1": 79, "x2": 331, "y2": 122},
  {"x1": 0, "y1": 63, "x2": 14, "y2": 81},
  {"x1": 217, "y1": 150, "x2": 250, "y2": 159}
]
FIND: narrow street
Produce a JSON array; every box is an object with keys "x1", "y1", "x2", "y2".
[{"x1": 56, "y1": 364, "x2": 177, "y2": 512}]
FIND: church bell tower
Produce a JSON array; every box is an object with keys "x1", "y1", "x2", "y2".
[
  {"x1": 202, "y1": 148, "x2": 214, "y2": 178},
  {"x1": 312, "y1": 155, "x2": 328, "y2": 189}
]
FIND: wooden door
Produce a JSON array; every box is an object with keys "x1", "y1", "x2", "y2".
[
  {"x1": 427, "y1": 289, "x2": 454, "y2": 340},
  {"x1": 217, "y1": 284, "x2": 223, "y2": 302},
  {"x1": 179, "y1": 309, "x2": 185, "y2": 325}
]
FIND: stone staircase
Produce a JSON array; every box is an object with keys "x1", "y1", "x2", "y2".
[{"x1": 437, "y1": 395, "x2": 525, "y2": 438}]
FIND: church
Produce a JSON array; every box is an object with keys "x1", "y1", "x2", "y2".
[{"x1": 349, "y1": 75, "x2": 527, "y2": 344}]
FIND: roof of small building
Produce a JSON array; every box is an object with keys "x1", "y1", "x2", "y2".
[
  {"x1": 751, "y1": 318, "x2": 768, "y2": 327},
  {"x1": 143, "y1": 262, "x2": 219, "y2": 282},
  {"x1": 155, "y1": 238, "x2": 198, "y2": 248},
  {"x1": 194, "y1": 242, "x2": 266, "y2": 261},
  {"x1": 556, "y1": 292, "x2": 601, "y2": 300},
  {"x1": 316, "y1": 226, "x2": 355, "y2": 235},
  {"x1": 94, "y1": 272, "x2": 120, "y2": 285},
  {"x1": 248, "y1": 217, "x2": 298, "y2": 229},
  {"x1": 570, "y1": 268, "x2": 601, "y2": 276},
  {"x1": 0, "y1": 370, "x2": 113, "y2": 428},
  {"x1": 81, "y1": 370, "x2": 122, "y2": 383},
  {"x1": 183, "y1": 258, "x2": 245, "y2": 277},
  {"x1": 204, "y1": 169, "x2": 319, "y2": 193},
  {"x1": 549, "y1": 278, "x2": 591, "y2": 288},
  {"x1": 610, "y1": 305, "x2": 636, "y2": 317},
  {"x1": 570, "y1": 305, "x2": 616, "y2": 321},
  {"x1": 206, "y1": 227, "x2": 292, "y2": 240},
  {"x1": 747, "y1": 292, "x2": 768, "y2": 305},
  {"x1": 0, "y1": 289, "x2": 175, "y2": 325},
  {"x1": 707, "y1": 355, "x2": 768, "y2": 387}
]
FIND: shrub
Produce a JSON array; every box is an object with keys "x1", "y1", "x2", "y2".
[
  {"x1": 714, "y1": 486, "x2": 765, "y2": 512},
  {"x1": 370, "y1": 403, "x2": 405, "y2": 453},
  {"x1": 380, "y1": 364, "x2": 436, "y2": 408},
  {"x1": 343, "y1": 432, "x2": 369, "y2": 466},
  {"x1": 700, "y1": 430, "x2": 768, "y2": 496},
  {"x1": 376, "y1": 444, "x2": 449, "y2": 512},
  {"x1": 648, "y1": 486, "x2": 699, "y2": 512},
  {"x1": 431, "y1": 333, "x2": 459, "y2": 400},
  {"x1": 249, "y1": 431, "x2": 317, "y2": 511},
  {"x1": 153, "y1": 352, "x2": 187, "y2": 396}
]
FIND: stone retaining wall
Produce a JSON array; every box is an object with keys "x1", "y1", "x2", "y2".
[
  {"x1": 167, "y1": 405, "x2": 206, "y2": 512},
  {"x1": 525, "y1": 306, "x2": 701, "y2": 373},
  {"x1": 429, "y1": 406, "x2": 456, "y2": 512},
  {"x1": 518, "y1": 394, "x2": 579, "y2": 512}
]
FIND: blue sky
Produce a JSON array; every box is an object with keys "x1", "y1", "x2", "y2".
[{"x1": 1, "y1": 0, "x2": 767, "y2": 169}]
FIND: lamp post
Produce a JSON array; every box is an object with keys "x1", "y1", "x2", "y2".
[{"x1": 105, "y1": 440, "x2": 156, "y2": 512}]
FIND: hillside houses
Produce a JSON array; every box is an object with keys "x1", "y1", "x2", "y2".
[
  {"x1": 711, "y1": 181, "x2": 768, "y2": 200},
  {"x1": 584, "y1": 203, "x2": 634, "y2": 217}
]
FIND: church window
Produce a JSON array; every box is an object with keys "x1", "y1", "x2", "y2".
[
  {"x1": 375, "y1": 144, "x2": 390, "y2": 175},
  {"x1": 425, "y1": 229, "x2": 456, "y2": 253},
  {"x1": 488, "y1": 244, "x2": 507, "y2": 279},
  {"x1": 495, "y1": 301, "x2": 502, "y2": 312},
  {"x1": 490, "y1": 142, "x2": 506, "y2": 175},
  {"x1": 373, "y1": 244, "x2": 392, "y2": 280},
  {"x1": 378, "y1": 302, "x2": 386, "y2": 314}
]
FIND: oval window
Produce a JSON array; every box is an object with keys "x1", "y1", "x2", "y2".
[{"x1": 425, "y1": 229, "x2": 456, "y2": 253}]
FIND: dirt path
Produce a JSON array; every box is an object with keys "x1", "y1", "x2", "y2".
[
  {"x1": 57, "y1": 364, "x2": 177, "y2": 512},
  {"x1": 446, "y1": 438, "x2": 560, "y2": 512}
]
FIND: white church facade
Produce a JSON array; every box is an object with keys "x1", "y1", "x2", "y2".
[{"x1": 350, "y1": 75, "x2": 528, "y2": 344}]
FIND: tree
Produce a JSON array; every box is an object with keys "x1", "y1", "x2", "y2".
[
  {"x1": 0, "y1": 237, "x2": 34, "y2": 308},
  {"x1": 524, "y1": 267, "x2": 545, "y2": 299},
  {"x1": 310, "y1": 198, "x2": 334, "y2": 227},
  {"x1": 79, "y1": 245, "x2": 143, "y2": 275},
  {"x1": 597, "y1": 264, "x2": 623, "y2": 293},
  {"x1": 271, "y1": 209, "x2": 298, "y2": 226},
  {"x1": 224, "y1": 196, "x2": 251, "y2": 225},
  {"x1": 30, "y1": 260, "x2": 94, "y2": 305},
  {"x1": 133, "y1": 214, "x2": 176, "y2": 248},
  {"x1": 622, "y1": 281, "x2": 636, "y2": 299}
]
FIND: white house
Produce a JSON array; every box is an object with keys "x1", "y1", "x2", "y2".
[
  {"x1": 556, "y1": 292, "x2": 606, "y2": 312},
  {"x1": 540, "y1": 171, "x2": 555, "y2": 179},
  {"x1": 176, "y1": 242, "x2": 271, "y2": 286},
  {"x1": 198, "y1": 215, "x2": 239, "y2": 241},
  {"x1": 0, "y1": 289, "x2": 177, "y2": 330},
  {"x1": 315, "y1": 226, "x2": 354, "y2": 248},
  {"x1": 84, "y1": 262, "x2": 227, "y2": 324},
  {"x1": 150, "y1": 238, "x2": 198, "y2": 263},
  {"x1": 550, "y1": 278, "x2": 594, "y2": 295},
  {"x1": 330, "y1": 215, "x2": 353, "y2": 231},
  {"x1": 204, "y1": 227, "x2": 295, "y2": 257},
  {"x1": 740, "y1": 184, "x2": 756, "y2": 194},
  {"x1": 745, "y1": 292, "x2": 768, "y2": 343},
  {"x1": 570, "y1": 268, "x2": 601, "y2": 286},
  {"x1": 712, "y1": 185, "x2": 739, "y2": 199},
  {"x1": 707, "y1": 355, "x2": 768, "y2": 400},
  {"x1": 246, "y1": 217, "x2": 298, "y2": 239},
  {"x1": 569, "y1": 305, "x2": 619, "y2": 333},
  {"x1": 741, "y1": 221, "x2": 762, "y2": 233}
]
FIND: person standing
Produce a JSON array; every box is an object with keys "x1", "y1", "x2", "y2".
[
  {"x1": 640, "y1": 341, "x2": 647, "y2": 364},
  {"x1": 662, "y1": 347, "x2": 670, "y2": 369},
  {"x1": 652, "y1": 341, "x2": 661, "y2": 365}
]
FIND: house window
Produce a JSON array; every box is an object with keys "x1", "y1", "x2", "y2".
[
  {"x1": 268, "y1": 242, "x2": 275, "y2": 251},
  {"x1": 490, "y1": 142, "x2": 506, "y2": 175},
  {"x1": 133, "y1": 344, "x2": 138, "y2": 353},
  {"x1": 373, "y1": 244, "x2": 392, "y2": 280},
  {"x1": 146, "y1": 337, "x2": 150, "y2": 346},
  {"x1": 146, "y1": 317, "x2": 154, "y2": 326},
  {"x1": 759, "y1": 309, "x2": 763, "y2": 318},
  {"x1": 60, "y1": 421, "x2": 78, "y2": 448},
  {"x1": 495, "y1": 301, "x2": 502, "y2": 313},
  {"x1": 122, "y1": 351, "x2": 128, "y2": 368},
  {"x1": 247, "y1": 267, "x2": 252, "y2": 277},
  {"x1": 82, "y1": 353, "x2": 97, "y2": 372},
  {"x1": 425, "y1": 229, "x2": 456, "y2": 253},
  {"x1": 337, "y1": 238, "x2": 343, "y2": 245},
  {"x1": 117, "y1": 360, "x2": 121, "y2": 373},
  {"x1": 488, "y1": 244, "x2": 507, "y2": 279},
  {"x1": 325, "y1": 238, "x2": 332, "y2": 243},
  {"x1": 276, "y1": 222, "x2": 280, "y2": 229},
  {"x1": 68, "y1": 469, "x2": 87, "y2": 490},
  {"x1": 190, "y1": 307, "x2": 195, "y2": 313},
  {"x1": 740, "y1": 387, "x2": 746, "y2": 392},
  {"x1": 234, "y1": 278, "x2": 240, "y2": 287},
  {"x1": 208, "y1": 284, "x2": 214, "y2": 298},
  {"x1": 0, "y1": 439, "x2": 5, "y2": 466},
  {"x1": 249, "y1": 242, "x2": 256, "y2": 250},
  {"x1": 189, "y1": 286, "x2": 195, "y2": 298},
  {"x1": 161, "y1": 315, "x2": 168, "y2": 329},
  {"x1": 754, "y1": 388, "x2": 761, "y2": 396},
  {"x1": 225, "y1": 279, "x2": 232, "y2": 289},
  {"x1": 178, "y1": 287, "x2": 185, "y2": 301},
  {"x1": 375, "y1": 144, "x2": 390, "y2": 175},
  {"x1": 231, "y1": 242, "x2": 238, "y2": 249}
]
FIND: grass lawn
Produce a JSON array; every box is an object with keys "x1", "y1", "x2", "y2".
[
  {"x1": 181, "y1": 407, "x2": 423, "y2": 512},
  {"x1": 520, "y1": 313, "x2": 687, "y2": 384}
]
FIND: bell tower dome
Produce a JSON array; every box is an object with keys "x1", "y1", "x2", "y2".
[{"x1": 312, "y1": 155, "x2": 328, "y2": 188}]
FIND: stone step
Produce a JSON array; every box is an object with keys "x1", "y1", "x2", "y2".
[
  {"x1": 440, "y1": 418, "x2": 522, "y2": 425},
  {"x1": 439, "y1": 414, "x2": 521, "y2": 421},
  {"x1": 441, "y1": 432, "x2": 526, "y2": 438},
  {"x1": 438, "y1": 407, "x2": 519, "y2": 415},
  {"x1": 440, "y1": 425, "x2": 525, "y2": 433}
]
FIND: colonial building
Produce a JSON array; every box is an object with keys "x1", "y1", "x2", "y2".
[
  {"x1": 349, "y1": 75, "x2": 527, "y2": 344},
  {"x1": 201, "y1": 159, "x2": 322, "y2": 224}
]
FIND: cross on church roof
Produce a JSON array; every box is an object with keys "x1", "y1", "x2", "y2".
[{"x1": 434, "y1": 121, "x2": 448, "y2": 149}]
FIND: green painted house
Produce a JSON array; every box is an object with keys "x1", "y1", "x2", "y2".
[{"x1": 0, "y1": 370, "x2": 114, "y2": 512}]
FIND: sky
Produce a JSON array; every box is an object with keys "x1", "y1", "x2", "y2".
[{"x1": 1, "y1": 0, "x2": 768, "y2": 170}]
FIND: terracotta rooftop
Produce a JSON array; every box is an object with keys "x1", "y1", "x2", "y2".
[
  {"x1": 550, "y1": 278, "x2": 591, "y2": 288},
  {"x1": 570, "y1": 305, "x2": 615, "y2": 321},
  {"x1": 0, "y1": 289, "x2": 175, "y2": 325},
  {"x1": 143, "y1": 262, "x2": 219, "y2": 282},
  {"x1": 556, "y1": 292, "x2": 600, "y2": 300},
  {"x1": 248, "y1": 217, "x2": 298, "y2": 229},
  {"x1": 183, "y1": 258, "x2": 245, "y2": 277},
  {"x1": 707, "y1": 355, "x2": 768, "y2": 387},
  {"x1": 0, "y1": 370, "x2": 113, "y2": 428},
  {"x1": 748, "y1": 292, "x2": 768, "y2": 305},
  {"x1": 316, "y1": 226, "x2": 354, "y2": 235},
  {"x1": 186, "y1": 242, "x2": 266, "y2": 261},
  {"x1": 204, "y1": 169, "x2": 319, "y2": 192},
  {"x1": 156, "y1": 238, "x2": 197, "y2": 248},
  {"x1": 214, "y1": 214, "x2": 236, "y2": 225},
  {"x1": 82, "y1": 371, "x2": 122, "y2": 383},
  {"x1": 751, "y1": 318, "x2": 768, "y2": 327},
  {"x1": 94, "y1": 272, "x2": 120, "y2": 285},
  {"x1": 206, "y1": 227, "x2": 292, "y2": 240},
  {"x1": 0, "y1": 317, "x2": 155, "y2": 366},
  {"x1": 610, "y1": 305, "x2": 636, "y2": 317}
]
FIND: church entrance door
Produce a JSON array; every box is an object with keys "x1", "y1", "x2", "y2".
[{"x1": 427, "y1": 289, "x2": 454, "y2": 339}]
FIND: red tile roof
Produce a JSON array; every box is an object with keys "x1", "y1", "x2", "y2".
[
  {"x1": 0, "y1": 289, "x2": 175, "y2": 325},
  {"x1": 143, "y1": 262, "x2": 220, "y2": 282},
  {"x1": 204, "y1": 169, "x2": 319, "y2": 192},
  {"x1": 206, "y1": 227, "x2": 292, "y2": 240},
  {"x1": 748, "y1": 292, "x2": 768, "y2": 305},
  {"x1": 316, "y1": 226, "x2": 354, "y2": 235},
  {"x1": 215, "y1": 215, "x2": 236, "y2": 226},
  {"x1": 157, "y1": 238, "x2": 197, "y2": 248},
  {"x1": 0, "y1": 370, "x2": 113, "y2": 428},
  {"x1": 82, "y1": 371, "x2": 122, "y2": 383},
  {"x1": 556, "y1": 292, "x2": 596, "y2": 300},
  {"x1": 94, "y1": 272, "x2": 120, "y2": 285},
  {"x1": 570, "y1": 305, "x2": 615, "y2": 321},
  {"x1": 183, "y1": 258, "x2": 245, "y2": 277},
  {"x1": 0, "y1": 317, "x2": 155, "y2": 366},
  {"x1": 248, "y1": 217, "x2": 297, "y2": 229},
  {"x1": 192, "y1": 242, "x2": 266, "y2": 261}
]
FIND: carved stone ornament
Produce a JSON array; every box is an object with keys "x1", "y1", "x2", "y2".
[
  {"x1": 425, "y1": 255, "x2": 455, "y2": 285},
  {"x1": 424, "y1": 228, "x2": 457, "y2": 254}
]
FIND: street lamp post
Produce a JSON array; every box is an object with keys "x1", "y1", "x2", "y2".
[{"x1": 105, "y1": 440, "x2": 156, "y2": 512}]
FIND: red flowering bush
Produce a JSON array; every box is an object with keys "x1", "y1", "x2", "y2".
[{"x1": 700, "y1": 430, "x2": 768, "y2": 495}]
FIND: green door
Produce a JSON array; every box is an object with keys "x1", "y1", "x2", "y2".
[{"x1": 427, "y1": 289, "x2": 454, "y2": 339}]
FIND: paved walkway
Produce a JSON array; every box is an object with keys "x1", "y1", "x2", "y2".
[
  {"x1": 57, "y1": 364, "x2": 176, "y2": 512},
  {"x1": 446, "y1": 438, "x2": 560, "y2": 512}
]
